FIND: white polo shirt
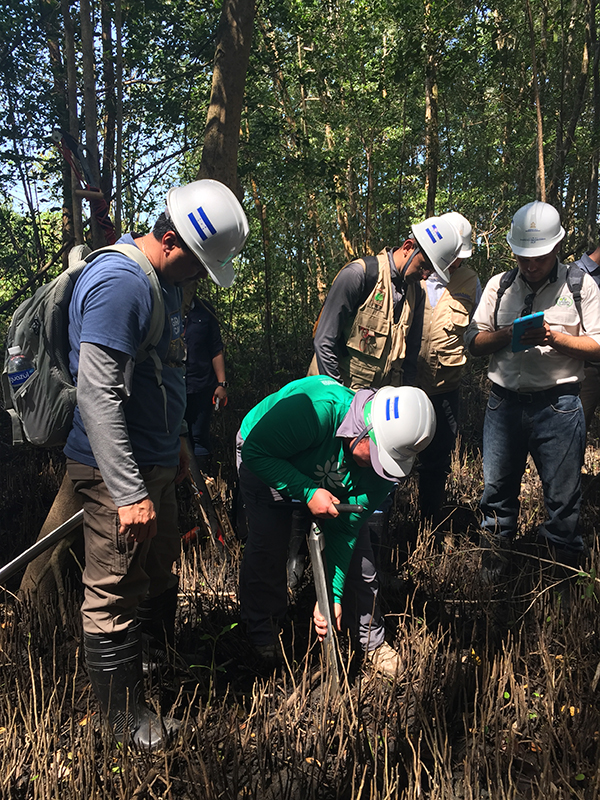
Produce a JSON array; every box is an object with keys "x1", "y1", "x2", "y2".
[{"x1": 464, "y1": 262, "x2": 600, "y2": 392}]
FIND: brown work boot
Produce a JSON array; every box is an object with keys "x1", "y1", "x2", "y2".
[{"x1": 365, "y1": 642, "x2": 405, "y2": 679}]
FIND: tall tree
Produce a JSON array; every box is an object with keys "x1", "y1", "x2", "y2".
[{"x1": 197, "y1": 0, "x2": 255, "y2": 197}]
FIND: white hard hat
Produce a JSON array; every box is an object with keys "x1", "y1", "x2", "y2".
[
  {"x1": 166, "y1": 179, "x2": 249, "y2": 287},
  {"x1": 506, "y1": 201, "x2": 565, "y2": 257},
  {"x1": 364, "y1": 386, "x2": 436, "y2": 479},
  {"x1": 440, "y1": 211, "x2": 472, "y2": 258},
  {"x1": 411, "y1": 216, "x2": 462, "y2": 284}
]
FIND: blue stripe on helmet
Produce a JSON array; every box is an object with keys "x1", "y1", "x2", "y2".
[
  {"x1": 197, "y1": 206, "x2": 217, "y2": 235},
  {"x1": 187, "y1": 207, "x2": 217, "y2": 241},
  {"x1": 385, "y1": 398, "x2": 391, "y2": 420},
  {"x1": 426, "y1": 227, "x2": 437, "y2": 244},
  {"x1": 188, "y1": 212, "x2": 208, "y2": 240},
  {"x1": 394, "y1": 396, "x2": 399, "y2": 418}
]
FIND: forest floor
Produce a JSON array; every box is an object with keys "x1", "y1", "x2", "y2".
[{"x1": 1, "y1": 365, "x2": 600, "y2": 799}]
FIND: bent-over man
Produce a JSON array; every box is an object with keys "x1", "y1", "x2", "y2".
[{"x1": 237, "y1": 375, "x2": 436, "y2": 676}]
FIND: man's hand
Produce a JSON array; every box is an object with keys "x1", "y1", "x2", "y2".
[
  {"x1": 522, "y1": 323, "x2": 600, "y2": 361},
  {"x1": 313, "y1": 600, "x2": 342, "y2": 642},
  {"x1": 118, "y1": 497, "x2": 157, "y2": 543},
  {"x1": 469, "y1": 325, "x2": 513, "y2": 356},
  {"x1": 307, "y1": 488, "x2": 340, "y2": 518},
  {"x1": 213, "y1": 384, "x2": 228, "y2": 411},
  {"x1": 176, "y1": 435, "x2": 191, "y2": 484},
  {"x1": 519, "y1": 320, "x2": 553, "y2": 348}
]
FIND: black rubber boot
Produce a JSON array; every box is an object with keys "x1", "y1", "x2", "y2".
[{"x1": 84, "y1": 621, "x2": 181, "y2": 750}]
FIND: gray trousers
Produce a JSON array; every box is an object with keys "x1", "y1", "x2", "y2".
[
  {"x1": 238, "y1": 462, "x2": 385, "y2": 653},
  {"x1": 67, "y1": 460, "x2": 180, "y2": 635}
]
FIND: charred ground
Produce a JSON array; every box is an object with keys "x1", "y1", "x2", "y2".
[{"x1": 1, "y1": 365, "x2": 600, "y2": 799}]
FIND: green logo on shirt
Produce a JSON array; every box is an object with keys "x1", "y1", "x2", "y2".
[
  {"x1": 314, "y1": 458, "x2": 348, "y2": 490},
  {"x1": 556, "y1": 295, "x2": 573, "y2": 308}
]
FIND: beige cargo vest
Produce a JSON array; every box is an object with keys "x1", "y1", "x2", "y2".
[
  {"x1": 417, "y1": 265, "x2": 478, "y2": 396},
  {"x1": 338, "y1": 249, "x2": 417, "y2": 389}
]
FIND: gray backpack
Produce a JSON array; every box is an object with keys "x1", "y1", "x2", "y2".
[{"x1": 1, "y1": 243, "x2": 164, "y2": 447}]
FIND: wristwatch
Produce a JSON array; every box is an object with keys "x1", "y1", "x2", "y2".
[{"x1": 217, "y1": 381, "x2": 229, "y2": 388}]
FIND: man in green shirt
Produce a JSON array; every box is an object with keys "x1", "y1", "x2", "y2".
[{"x1": 237, "y1": 375, "x2": 435, "y2": 673}]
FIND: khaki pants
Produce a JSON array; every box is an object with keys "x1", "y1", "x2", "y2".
[{"x1": 67, "y1": 460, "x2": 180, "y2": 635}]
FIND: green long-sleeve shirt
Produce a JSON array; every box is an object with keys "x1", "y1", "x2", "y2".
[{"x1": 240, "y1": 375, "x2": 392, "y2": 602}]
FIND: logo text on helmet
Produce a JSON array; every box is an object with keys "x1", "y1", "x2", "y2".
[
  {"x1": 425, "y1": 225, "x2": 443, "y2": 244},
  {"x1": 188, "y1": 207, "x2": 217, "y2": 241},
  {"x1": 385, "y1": 396, "x2": 400, "y2": 421}
]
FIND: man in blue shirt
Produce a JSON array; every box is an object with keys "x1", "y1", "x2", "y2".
[
  {"x1": 184, "y1": 297, "x2": 228, "y2": 472},
  {"x1": 66, "y1": 180, "x2": 248, "y2": 749}
]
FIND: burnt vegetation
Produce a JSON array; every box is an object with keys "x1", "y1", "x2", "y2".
[{"x1": 1, "y1": 363, "x2": 600, "y2": 799}]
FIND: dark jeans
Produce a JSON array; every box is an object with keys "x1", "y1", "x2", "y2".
[
  {"x1": 580, "y1": 363, "x2": 600, "y2": 430},
  {"x1": 480, "y1": 385, "x2": 585, "y2": 552},
  {"x1": 185, "y1": 388, "x2": 215, "y2": 457},
  {"x1": 417, "y1": 390, "x2": 459, "y2": 520},
  {"x1": 238, "y1": 463, "x2": 384, "y2": 652}
]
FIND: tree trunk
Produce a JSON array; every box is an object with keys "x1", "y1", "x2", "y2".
[
  {"x1": 547, "y1": 0, "x2": 590, "y2": 206},
  {"x1": 61, "y1": 0, "x2": 83, "y2": 246},
  {"x1": 114, "y1": 0, "x2": 123, "y2": 239},
  {"x1": 424, "y1": 49, "x2": 439, "y2": 217},
  {"x1": 40, "y1": 0, "x2": 74, "y2": 268},
  {"x1": 364, "y1": 144, "x2": 375, "y2": 255},
  {"x1": 526, "y1": 0, "x2": 547, "y2": 201},
  {"x1": 100, "y1": 0, "x2": 116, "y2": 205},
  {"x1": 586, "y1": 0, "x2": 599, "y2": 247},
  {"x1": 197, "y1": 0, "x2": 256, "y2": 198},
  {"x1": 250, "y1": 178, "x2": 274, "y2": 374},
  {"x1": 325, "y1": 125, "x2": 355, "y2": 263},
  {"x1": 80, "y1": 0, "x2": 104, "y2": 247},
  {"x1": 395, "y1": 94, "x2": 408, "y2": 245}
]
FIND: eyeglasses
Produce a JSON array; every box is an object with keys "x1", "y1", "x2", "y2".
[{"x1": 522, "y1": 292, "x2": 536, "y2": 317}]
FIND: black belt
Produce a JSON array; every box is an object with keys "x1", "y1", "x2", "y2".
[{"x1": 490, "y1": 382, "x2": 580, "y2": 404}]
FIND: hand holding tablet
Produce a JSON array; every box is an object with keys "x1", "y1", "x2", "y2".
[{"x1": 511, "y1": 312, "x2": 545, "y2": 352}]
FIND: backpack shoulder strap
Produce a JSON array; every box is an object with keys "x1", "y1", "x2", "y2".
[
  {"x1": 85, "y1": 243, "x2": 170, "y2": 432},
  {"x1": 86, "y1": 243, "x2": 165, "y2": 353},
  {"x1": 493, "y1": 267, "x2": 519, "y2": 329},
  {"x1": 566, "y1": 263, "x2": 585, "y2": 331}
]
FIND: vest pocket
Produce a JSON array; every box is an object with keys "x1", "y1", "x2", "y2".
[
  {"x1": 345, "y1": 355, "x2": 378, "y2": 388},
  {"x1": 347, "y1": 327, "x2": 387, "y2": 359},
  {"x1": 445, "y1": 303, "x2": 470, "y2": 332},
  {"x1": 437, "y1": 351, "x2": 467, "y2": 368},
  {"x1": 439, "y1": 304, "x2": 470, "y2": 356}
]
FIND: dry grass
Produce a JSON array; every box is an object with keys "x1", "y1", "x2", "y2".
[{"x1": 1, "y1": 376, "x2": 600, "y2": 798}]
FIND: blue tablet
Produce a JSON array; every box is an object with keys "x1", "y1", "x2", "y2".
[{"x1": 511, "y1": 312, "x2": 545, "y2": 352}]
